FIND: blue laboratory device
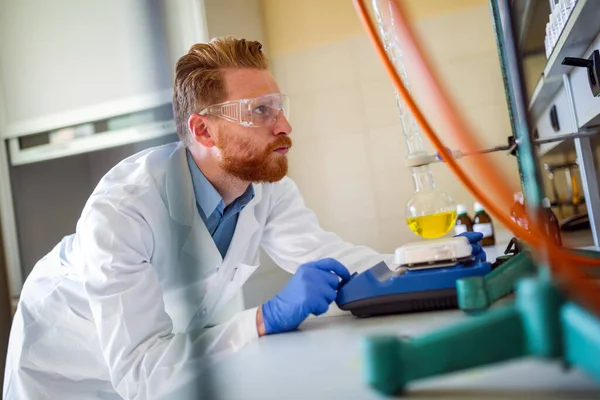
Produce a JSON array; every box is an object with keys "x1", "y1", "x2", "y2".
[{"x1": 336, "y1": 261, "x2": 492, "y2": 317}]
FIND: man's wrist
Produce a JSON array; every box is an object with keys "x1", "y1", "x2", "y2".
[{"x1": 256, "y1": 305, "x2": 267, "y2": 337}]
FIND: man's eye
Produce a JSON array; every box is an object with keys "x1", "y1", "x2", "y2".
[{"x1": 254, "y1": 105, "x2": 267, "y2": 115}]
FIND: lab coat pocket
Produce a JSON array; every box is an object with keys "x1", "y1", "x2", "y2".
[
  {"x1": 164, "y1": 268, "x2": 220, "y2": 333},
  {"x1": 211, "y1": 263, "x2": 259, "y2": 320},
  {"x1": 224, "y1": 263, "x2": 259, "y2": 303},
  {"x1": 231, "y1": 263, "x2": 259, "y2": 286}
]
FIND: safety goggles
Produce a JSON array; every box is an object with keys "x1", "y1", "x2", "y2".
[{"x1": 198, "y1": 93, "x2": 290, "y2": 128}]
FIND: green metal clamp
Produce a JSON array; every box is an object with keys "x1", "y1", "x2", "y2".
[
  {"x1": 456, "y1": 251, "x2": 536, "y2": 312},
  {"x1": 362, "y1": 276, "x2": 600, "y2": 395}
]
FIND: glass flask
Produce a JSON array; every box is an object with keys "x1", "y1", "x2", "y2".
[{"x1": 405, "y1": 166, "x2": 457, "y2": 239}]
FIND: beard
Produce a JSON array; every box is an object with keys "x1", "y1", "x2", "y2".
[{"x1": 213, "y1": 130, "x2": 293, "y2": 183}]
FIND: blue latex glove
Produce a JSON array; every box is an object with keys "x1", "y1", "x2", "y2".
[
  {"x1": 262, "y1": 258, "x2": 351, "y2": 334},
  {"x1": 455, "y1": 231, "x2": 486, "y2": 263}
]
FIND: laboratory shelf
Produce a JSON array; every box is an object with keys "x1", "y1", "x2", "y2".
[{"x1": 528, "y1": 0, "x2": 600, "y2": 120}]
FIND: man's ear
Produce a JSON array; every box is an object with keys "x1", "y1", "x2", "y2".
[{"x1": 188, "y1": 113, "x2": 216, "y2": 147}]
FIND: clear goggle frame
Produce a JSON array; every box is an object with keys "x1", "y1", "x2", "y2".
[{"x1": 198, "y1": 93, "x2": 290, "y2": 128}]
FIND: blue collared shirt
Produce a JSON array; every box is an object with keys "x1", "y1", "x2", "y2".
[{"x1": 186, "y1": 150, "x2": 255, "y2": 258}]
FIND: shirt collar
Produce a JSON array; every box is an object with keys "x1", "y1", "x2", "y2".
[{"x1": 186, "y1": 149, "x2": 254, "y2": 217}]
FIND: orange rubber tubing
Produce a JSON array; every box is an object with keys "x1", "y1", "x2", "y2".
[{"x1": 354, "y1": 0, "x2": 600, "y2": 312}]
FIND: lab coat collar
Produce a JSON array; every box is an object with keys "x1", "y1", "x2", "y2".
[
  {"x1": 164, "y1": 143, "x2": 262, "y2": 260},
  {"x1": 185, "y1": 149, "x2": 222, "y2": 218},
  {"x1": 165, "y1": 143, "x2": 198, "y2": 227},
  {"x1": 185, "y1": 149, "x2": 255, "y2": 219}
]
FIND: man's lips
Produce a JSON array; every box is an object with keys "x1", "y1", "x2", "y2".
[{"x1": 273, "y1": 146, "x2": 289, "y2": 155}]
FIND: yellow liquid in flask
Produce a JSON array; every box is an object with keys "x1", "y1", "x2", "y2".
[{"x1": 406, "y1": 211, "x2": 457, "y2": 239}]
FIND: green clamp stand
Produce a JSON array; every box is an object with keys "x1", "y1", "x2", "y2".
[
  {"x1": 456, "y1": 251, "x2": 536, "y2": 312},
  {"x1": 362, "y1": 275, "x2": 600, "y2": 395}
]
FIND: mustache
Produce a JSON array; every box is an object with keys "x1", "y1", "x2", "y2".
[{"x1": 266, "y1": 136, "x2": 293, "y2": 152}]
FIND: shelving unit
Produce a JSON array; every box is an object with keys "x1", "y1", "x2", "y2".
[
  {"x1": 512, "y1": 0, "x2": 600, "y2": 249},
  {"x1": 528, "y1": 0, "x2": 600, "y2": 120}
]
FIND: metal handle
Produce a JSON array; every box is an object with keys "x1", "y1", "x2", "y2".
[
  {"x1": 562, "y1": 50, "x2": 600, "y2": 97},
  {"x1": 562, "y1": 57, "x2": 592, "y2": 68}
]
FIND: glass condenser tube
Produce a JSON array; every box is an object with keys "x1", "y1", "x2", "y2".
[{"x1": 373, "y1": 0, "x2": 457, "y2": 239}]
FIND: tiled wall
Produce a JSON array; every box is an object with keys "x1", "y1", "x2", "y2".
[
  {"x1": 243, "y1": 4, "x2": 520, "y2": 309},
  {"x1": 276, "y1": 5, "x2": 518, "y2": 252}
]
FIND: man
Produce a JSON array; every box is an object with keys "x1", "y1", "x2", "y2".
[{"x1": 4, "y1": 37, "x2": 484, "y2": 399}]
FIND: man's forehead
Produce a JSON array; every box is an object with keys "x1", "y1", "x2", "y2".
[{"x1": 221, "y1": 68, "x2": 280, "y2": 100}]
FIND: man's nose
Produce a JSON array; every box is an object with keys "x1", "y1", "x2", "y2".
[{"x1": 272, "y1": 113, "x2": 292, "y2": 136}]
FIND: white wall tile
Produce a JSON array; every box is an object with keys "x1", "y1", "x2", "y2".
[
  {"x1": 328, "y1": 218, "x2": 381, "y2": 251},
  {"x1": 366, "y1": 124, "x2": 405, "y2": 172},
  {"x1": 310, "y1": 84, "x2": 365, "y2": 136},
  {"x1": 438, "y1": 51, "x2": 506, "y2": 110},
  {"x1": 287, "y1": 91, "x2": 318, "y2": 138},
  {"x1": 321, "y1": 173, "x2": 378, "y2": 227},
  {"x1": 305, "y1": 40, "x2": 357, "y2": 90},
  {"x1": 371, "y1": 167, "x2": 413, "y2": 220},
  {"x1": 287, "y1": 84, "x2": 364, "y2": 141},
  {"x1": 286, "y1": 136, "x2": 327, "y2": 210},
  {"x1": 415, "y1": 5, "x2": 498, "y2": 64},
  {"x1": 350, "y1": 34, "x2": 388, "y2": 83},
  {"x1": 287, "y1": 136, "x2": 324, "y2": 175},
  {"x1": 464, "y1": 101, "x2": 512, "y2": 147},
  {"x1": 270, "y1": 52, "x2": 308, "y2": 96},
  {"x1": 359, "y1": 79, "x2": 401, "y2": 129},
  {"x1": 278, "y1": 40, "x2": 359, "y2": 95},
  {"x1": 320, "y1": 132, "x2": 370, "y2": 180}
]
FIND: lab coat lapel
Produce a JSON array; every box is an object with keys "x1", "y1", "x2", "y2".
[
  {"x1": 165, "y1": 144, "x2": 222, "y2": 270},
  {"x1": 164, "y1": 143, "x2": 196, "y2": 227},
  {"x1": 188, "y1": 185, "x2": 263, "y2": 330}
]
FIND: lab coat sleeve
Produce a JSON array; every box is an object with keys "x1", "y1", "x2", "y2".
[
  {"x1": 260, "y1": 177, "x2": 395, "y2": 274},
  {"x1": 79, "y1": 198, "x2": 258, "y2": 400}
]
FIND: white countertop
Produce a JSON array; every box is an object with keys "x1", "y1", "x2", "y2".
[
  {"x1": 203, "y1": 308, "x2": 600, "y2": 399},
  {"x1": 201, "y1": 235, "x2": 600, "y2": 399}
]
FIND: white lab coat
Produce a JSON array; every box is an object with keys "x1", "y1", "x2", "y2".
[{"x1": 3, "y1": 142, "x2": 390, "y2": 400}]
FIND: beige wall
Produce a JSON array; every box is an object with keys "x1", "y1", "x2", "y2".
[
  {"x1": 204, "y1": 0, "x2": 266, "y2": 46},
  {"x1": 523, "y1": 54, "x2": 547, "y2": 100},
  {"x1": 261, "y1": 0, "x2": 489, "y2": 57},
  {"x1": 261, "y1": 0, "x2": 519, "y2": 257},
  {"x1": 240, "y1": 0, "x2": 523, "y2": 309}
]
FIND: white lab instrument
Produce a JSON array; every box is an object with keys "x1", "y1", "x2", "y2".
[{"x1": 393, "y1": 236, "x2": 473, "y2": 270}]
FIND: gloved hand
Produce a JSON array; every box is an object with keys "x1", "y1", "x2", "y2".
[
  {"x1": 261, "y1": 258, "x2": 351, "y2": 334},
  {"x1": 455, "y1": 231, "x2": 486, "y2": 263}
]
